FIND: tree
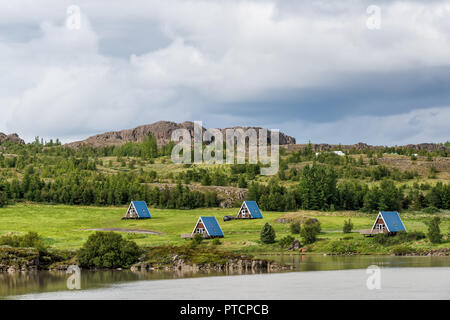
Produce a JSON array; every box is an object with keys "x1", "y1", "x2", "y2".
[
  {"x1": 427, "y1": 217, "x2": 442, "y2": 244},
  {"x1": 238, "y1": 175, "x2": 248, "y2": 188},
  {"x1": 77, "y1": 232, "x2": 142, "y2": 268},
  {"x1": 279, "y1": 235, "x2": 295, "y2": 248},
  {"x1": 290, "y1": 222, "x2": 301, "y2": 234},
  {"x1": 260, "y1": 223, "x2": 276, "y2": 244},
  {"x1": 300, "y1": 218, "x2": 321, "y2": 244},
  {"x1": 343, "y1": 219, "x2": 354, "y2": 233},
  {"x1": 141, "y1": 133, "x2": 158, "y2": 159}
]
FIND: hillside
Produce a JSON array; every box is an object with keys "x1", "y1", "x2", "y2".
[{"x1": 65, "y1": 121, "x2": 297, "y2": 149}]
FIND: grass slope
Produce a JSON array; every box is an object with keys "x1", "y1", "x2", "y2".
[{"x1": 0, "y1": 203, "x2": 449, "y2": 253}]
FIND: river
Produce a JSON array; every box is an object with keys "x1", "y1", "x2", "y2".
[{"x1": 1, "y1": 255, "x2": 449, "y2": 299}]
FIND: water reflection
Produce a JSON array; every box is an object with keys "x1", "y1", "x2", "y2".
[
  {"x1": 259, "y1": 254, "x2": 450, "y2": 271},
  {"x1": 1, "y1": 255, "x2": 449, "y2": 298}
]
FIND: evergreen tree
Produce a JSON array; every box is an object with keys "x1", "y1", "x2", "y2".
[
  {"x1": 260, "y1": 223, "x2": 276, "y2": 244},
  {"x1": 427, "y1": 217, "x2": 442, "y2": 244}
]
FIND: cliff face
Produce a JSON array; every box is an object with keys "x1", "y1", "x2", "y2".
[
  {"x1": 65, "y1": 121, "x2": 297, "y2": 149},
  {"x1": 0, "y1": 133, "x2": 25, "y2": 145}
]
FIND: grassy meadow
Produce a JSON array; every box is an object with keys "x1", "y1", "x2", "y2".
[{"x1": 0, "y1": 203, "x2": 449, "y2": 254}]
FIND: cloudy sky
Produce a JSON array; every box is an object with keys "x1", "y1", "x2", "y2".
[{"x1": 1, "y1": 0, "x2": 449, "y2": 145}]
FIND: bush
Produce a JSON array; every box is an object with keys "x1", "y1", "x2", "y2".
[
  {"x1": 327, "y1": 240, "x2": 357, "y2": 254},
  {"x1": 398, "y1": 231, "x2": 426, "y2": 241},
  {"x1": 391, "y1": 244, "x2": 415, "y2": 256},
  {"x1": 304, "y1": 218, "x2": 321, "y2": 233},
  {"x1": 427, "y1": 217, "x2": 443, "y2": 244},
  {"x1": 0, "y1": 231, "x2": 48, "y2": 255},
  {"x1": 373, "y1": 231, "x2": 426, "y2": 246},
  {"x1": 422, "y1": 206, "x2": 440, "y2": 214},
  {"x1": 290, "y1": 222, "x2": 301, "y2": 234},
  {"x1": 372, "y1": 233, "x2": 390, "y2": 245},
  {"x1": 193, "y1": 233, "x2": 204, "y2": 245},
  {"x1": 343, "y1": 219, "x2": 354, "y2": 233},
  {"x1": 279, "y1": 235, "x2": 295, "y2": 248},
  {"x1": 260, "y1": 223, "x2": 276, "y2": 244},
  {"x1": 77, "y1": 232, "x2": 142, "y2": 268},
  {"x1": 211, "y1": 238, "x2": 222, "y2": 246},
  {"x1": 300, "y1": 219, "x2": 321, "y2": 244}
]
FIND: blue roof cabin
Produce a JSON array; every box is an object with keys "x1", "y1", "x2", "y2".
[
  {"x1": 370, "y1": 211, "x2": 406, "y2": 235},
  {"x1": 191, "y1": 217, "x2": 224, "y2": 238},
  {"x1": 236, "y1": 201, "x2": 263, "y2": 219},
  {"x1": 122, "y1": 201, "x2": 151, "y2": 219}
]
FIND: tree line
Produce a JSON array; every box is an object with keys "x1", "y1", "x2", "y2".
[{"x1": 247, "y1": 164, "x2": 450, "y2": 212}]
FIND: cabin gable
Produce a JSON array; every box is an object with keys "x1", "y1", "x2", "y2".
[
  {"x1": 122, "y1": 201, "x2": 151, "y2": 219},
  {"x1": 236, "y1": 201, "x2": 263, "y2": 219},
  {"x1": 191, "y1": 217, "x2": 224, "y2": 238},
  {"x1": 370, "y1": 211, "x2": 406, "y2": 234}
]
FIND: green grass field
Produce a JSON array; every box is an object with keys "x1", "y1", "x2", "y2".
[{"x1": 0, "y1": 203, "x2": 449, "y2": 253}]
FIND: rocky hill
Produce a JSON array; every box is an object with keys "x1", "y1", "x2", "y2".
[
  {"x1": 66, "y1": 121, "x2": 297, "y2": 149},
  {"x1": 0, "y1": 133, "x2": 25, "y2": 145}
]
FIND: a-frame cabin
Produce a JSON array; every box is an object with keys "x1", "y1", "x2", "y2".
[
  {"x1": 236, "y1": 201, "x2": 263, "y2": 219},
  {"x1": 368, "y1": 211, "x2": 406, "y2": 235},
  {"x1": 191, "y1": 216, "x2": 224, "y2": 238},
  {"x1": 122, "y1": 201, "x2": 151, "y2": 219}
]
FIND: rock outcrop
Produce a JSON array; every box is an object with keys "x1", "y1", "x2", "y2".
[
  {"x1": 0, "y1": 133, "x2": 25, "y2": 145},
  {"x1": 0, "y1": 247, "x2": 39, "y2": 273},
  {"x1": 130, "y1": 255, "x2": 292, "y2": 274},
  {"x1": 65, "y1": 121, "x2": 296, "y2": 149}
]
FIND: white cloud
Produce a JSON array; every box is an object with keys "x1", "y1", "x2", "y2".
[
  {"x1": 0, "y1": 0, "x2": 449, "y2": 144},
  {"x1": 282, "y1": 106, "x2": 450, "y2": 145}
]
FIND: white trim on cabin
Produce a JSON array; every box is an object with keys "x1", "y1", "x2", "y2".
[
  {"x1": 370, "y1": 212, "x2": 391, "y2": 233},
  {"x1": 191, "y1": 217, "x2": 210, "y2": 237},
  {"x1": 238, "y1": 201, "x2": 252, "y2": 218},
  {"x1": 126, "y1": 202, "x2": 138, "y2": 218}
]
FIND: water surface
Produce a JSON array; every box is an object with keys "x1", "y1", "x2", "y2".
[{"x1": 2, "y1": 255, "x2": 449, "y2": 299}]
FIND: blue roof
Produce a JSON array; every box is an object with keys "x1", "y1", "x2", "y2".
[
  {"x1": 380, "y1": 211, "x2": 405, "y2": 232},
  {"x1": 132, "y1": 201, "x2": 151, "y2": 218},
  {"x1": 244, "y1": 201, "x2": 263, "y2": 218},
  {"x1": 200, "y1": 217, "x2": 224, "y2": 237}
]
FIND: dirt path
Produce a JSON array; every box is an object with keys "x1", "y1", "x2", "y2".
[{"x1": 82, "y1": 228, "x2": 163, "y2": 235}]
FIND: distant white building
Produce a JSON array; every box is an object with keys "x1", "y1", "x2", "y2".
[
  {"x1": 315, "y1": 150, "x2": 345, "y2": 157},
  {"x1": 333, "y1": 151, "x2": 345, "y2": 156}
]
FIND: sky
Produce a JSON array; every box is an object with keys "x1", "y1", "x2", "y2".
[{"x1": 0, "y1": 0, "x2": 449, "y2": 145}]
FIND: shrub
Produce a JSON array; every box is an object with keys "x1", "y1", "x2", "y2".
[
  {"x1": 372, "y1": 233, "x2": 390, "y2": 245},
  {"x1": 427, "y1": 217, "x2": 443, "y2": 244},
  {"x1": 343, "y1": 219, "x2": 354, "y2": 233},
  {"x1": 327, "y1": 240, "x2": 357, "y2": 254},
  {"x1": 304, "y1": 218, "x2": 321, "y2": 233},
  {"x1": 391, "y1": 244, "x2": 415, "y2": 256},
  {"x1": 260, "y1": 223, "x2": 276, "y2": 244},
  {"x1": 422, "y1": 206, "x2": 440, "y2": 214},
  {"x1": 77, "y1": 232, "x2": 142, "y2": 268},
  {"x1": 290, "y1": 222, "x2": 301, "y2": 234},
  {"x1": 279, "y1": 235, "x2": 295, "y2": 248},
  {"x1": 0, "y1": 231, "x2": 48, "y2": 255},
  {"x1": 300, "y1": 219, "x2": 321, "y2": 244},
  {"x1": 211, "y1": 238, "x2": 222, "y2": 246},
  {"x1": 398, "y1": 231, "x2": 426, "y2": 242},
  {"x1": 193, "y1": 233, "x2": 204, "y2": 245}
]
